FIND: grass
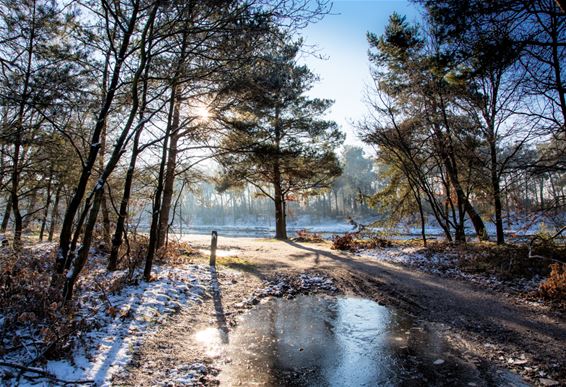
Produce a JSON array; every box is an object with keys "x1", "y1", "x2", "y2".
[{"x1": 215, "y1": 256, "x2": 257, "y2": 272}]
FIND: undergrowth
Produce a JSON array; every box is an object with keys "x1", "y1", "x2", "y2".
[
  {"x1": 0, "y1": 245, "x2": 79, "y2": 360},
  {"x1": 331, "y1": 232, "x2": 392, "y2": 251},
  {"x1": 293, "y1": 229, "x2": 325, "y2": 243},
  {"x1": 538, "y1": 263, "x2": 566, "y2": 306}
]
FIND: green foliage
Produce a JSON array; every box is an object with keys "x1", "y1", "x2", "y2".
[{"x1": 217, "y1": 39, "x2": 344, "y2": 200}]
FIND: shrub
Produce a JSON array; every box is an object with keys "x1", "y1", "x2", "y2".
[
  {"x1": 332, "y1": 233, "x2": 356, "y2": 251},
  {"x1": 294, "y1": 229, "x2": 324, "y2": 243},
  {"x1": 539, "y1": 263, "x2": 566, "y2": 302}
]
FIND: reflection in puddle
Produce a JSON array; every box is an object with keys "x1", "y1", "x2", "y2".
[
  {"x1": 195, "y1": 295, "x2": 528, "y2": 386},
  {"x1": 194, "y1": 327, "x2": 226, "y2": 357}
]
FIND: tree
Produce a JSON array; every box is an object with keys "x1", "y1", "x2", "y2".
[
  {"x1": 0, "y1": 0, "x2": 88, "y2": 248},
  {"x1": 418, "y1": 0, "x2": 565, "y2": 134},
  {"x1": 217, "y1": 40, "x2": 343, "y2": 239},
  {"x1": 363, "y1": 13, "x2": 490, "y2": 242},
  {"x1": 415, "y1": 0, "x2": 562, "y2": 244}
]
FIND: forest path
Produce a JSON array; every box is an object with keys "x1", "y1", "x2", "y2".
[
  {"x1": 120, "y1": 235, "x2": 565, "y2": 385},
  {"x1": 186, "y1": 235, "x2": 566, "y2": 382}
]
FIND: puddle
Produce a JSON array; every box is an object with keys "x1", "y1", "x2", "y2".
[{"x1": 196, "y1": 295, "x2": 529, "y2": 386}]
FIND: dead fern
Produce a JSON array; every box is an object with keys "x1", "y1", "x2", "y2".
[{"x1": 539, "y1": 263, "x2": 566, "y2": 302}]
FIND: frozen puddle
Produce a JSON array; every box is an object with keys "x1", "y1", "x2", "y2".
[{"x1": 196, "y1": 295, "x2": 529, "y2": 386}]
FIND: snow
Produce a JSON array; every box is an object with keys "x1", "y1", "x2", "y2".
[
  {"x1": 298, "y1": 273, "x2": 336, "y2": 291},
  {"x1": 164, "y1": 363, "x2": 208, "y2": 386},
  {"x1": 1, "y1": 264, "x2": 212, "y2": 386},
  {"x1": 361, "y1": 247, "x2": 544, "y2": 293}
]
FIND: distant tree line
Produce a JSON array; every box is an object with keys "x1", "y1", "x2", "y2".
[
  {"x1": 360, "y1": 0, "x2": 565, "y2": 245},
  {"x1": 153, "y1": 145, "x2": 377, "y2": 228}
]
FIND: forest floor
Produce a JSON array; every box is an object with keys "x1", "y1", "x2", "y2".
[{"x1": 117, "y1": 235, "x2": 565, "y2": 387}]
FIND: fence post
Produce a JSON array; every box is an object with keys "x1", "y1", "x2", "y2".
[{"x1": 210, "y1": 230, "x2": 218, "y2": 266}]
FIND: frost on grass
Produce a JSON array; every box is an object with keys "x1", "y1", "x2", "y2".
[
  {"x1": 1, "y1": 263, "x2": 211, "y2": 386},
  {"x1": 362, "y1": 246, "x2": 543, "y2": 293}
]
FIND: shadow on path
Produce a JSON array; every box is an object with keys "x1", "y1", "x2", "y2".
[
  {"x1": 210, "y1": 266, "x2": 229, "y2": 344},
  {"x1": 282, "y1": 239, "x2": 566, "y2": 360}
]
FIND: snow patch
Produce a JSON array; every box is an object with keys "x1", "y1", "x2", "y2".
[
  {"x1": 361, "y1": 247, "x2": 544, "y2": 293},
  {"x1": 1, "y1": 264, "x2": 212, "y2": 386}
]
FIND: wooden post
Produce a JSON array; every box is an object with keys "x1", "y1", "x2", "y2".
[{"x1": 210, "y1": 230, "x2": 217, "y2": 266}]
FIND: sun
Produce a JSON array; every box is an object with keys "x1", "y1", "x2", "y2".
[{"x1": 194, "y1": 104, "x2": 211, "y2": 122}]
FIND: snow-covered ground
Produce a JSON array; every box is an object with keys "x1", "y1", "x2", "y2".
[
  {"x1": 361, "y1": 247, "x2": 544, "y2": 294},
  {"x1": 1, "y1": 264, "x2": 213, "y2": 386}
]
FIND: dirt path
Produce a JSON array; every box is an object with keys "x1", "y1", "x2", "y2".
[{"x1": 122, "y1": 235, "x2": 565, "y2": 385}]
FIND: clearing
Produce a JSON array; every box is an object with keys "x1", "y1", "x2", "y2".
[{"x1": 118, "y1": 235, "x2": 565, "y2": 386}]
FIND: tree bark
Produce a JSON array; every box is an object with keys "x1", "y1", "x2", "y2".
[
  {"x1": 99, "y1": 122, "x2": 112, "y2": 249},
  {"x1": 48, "y1": 185, "x2": 61, "y2": 242},
  {"x1": 10, "y1": 142, "x2": 23, "y2": 249},
  {"x1": 490, "y1": 140, "x2": 505, "y2": 244},
  {"x1": 108, "y1": 125, "x2": 143, "y2": 271},
  {"x1": 273, "y1": 165, "x2": 287, "y2": 240},
  {"x1": 157, "y1": 125, "x2": 180, "y2": 250},
  {"x1": 63, "y1": 189, "x2": 103, "y2": 301},
  {"x1": 1, "y1": 196, "x2": 11, "y2": 233},
  {"x1": 411, "y1": 184, "x2": 427, "y2": 247},
  {"x1": 145, "y1": 85, "x2": 177, "y2": 280},
  {"x1": 63, "y1": 3, "x2": 158, "y2": 298},
  {"x1": 145, "y1": 25, "x2": 189, "y2": 279},
  {"x1": 39, "y1": 173, "x2": 53, "y2": 241}
]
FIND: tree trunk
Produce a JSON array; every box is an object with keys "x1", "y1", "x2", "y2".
[
  {"x1": 109, "y1": 128, "x2": 143, "y2": 271},
  {"x1": 10, "y1": 0, "x2": 37, "y2": 249},
  {"x1": 39, "y1": 173, "x2": 53, "y2": 241},
  {"x1": 273, "y1": 168, "x2": 287, "y2": 240},
  {"x1": 63, "y1": 3, "x2": 158, "y2": 296},
  {"x1": 63, "y1": 189, "x2": 103, "y2": 301},
  {"x1": 490, "y1": 141, "x2": 504, "y2": 244},
  {"x1": 333, "y1": 190, "x2": 339, "y2": 216},
  {"x1": 550, "y1": 9, "x2": 566, "y2": 127},
  {"x1": 411, "y1": 185, "x2": 427, "y2": 247},
  {"x1": 99, "y1": 122, "x2": 112, "y2": 249},
  {"x1": 157, "y1": 127, "x2": 180, "y2": 250},
  {"x1": 10, "y1": 142, "x2": 23, "y2": 249},
  {"x1": 444, "y1": 152, "x2": 487, "y2": 241},
  {"x1": 539, "y1": 177, "x2": 545, "y2": 210},
  {"x1": 48, "y1": 185, "x2": 61, "y2": 242},
  {"x1": 145, "y1": 22, "x2": 189, "y2": 280},
  {"x1": 145, "y1": 85, "x2": 177, "y2": 280},
  {"x1": 1, "y1": 196, "x2": 11, "y2": 233}
]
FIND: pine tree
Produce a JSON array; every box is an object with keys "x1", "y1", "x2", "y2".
[{"x1": 217, "y1": 40, "x2": 343, "y2": 239}]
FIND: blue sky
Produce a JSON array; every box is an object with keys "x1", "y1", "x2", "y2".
[{"x1": 299, "y1": 0, "x2": 421, "y2": 146}]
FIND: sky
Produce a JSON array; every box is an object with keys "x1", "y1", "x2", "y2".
[{"x1": 299, "y1": 0, "x2": 421, "y2": 146}]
